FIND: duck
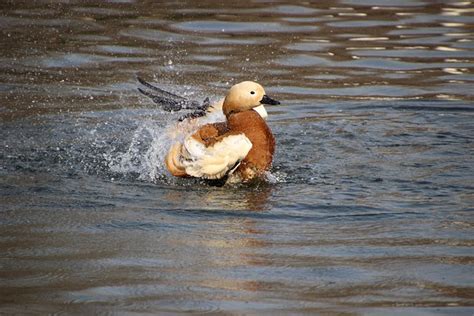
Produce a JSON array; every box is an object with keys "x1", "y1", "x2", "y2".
[{"x1": 137, "y1": 78, "x2": 280, "y2": 183}]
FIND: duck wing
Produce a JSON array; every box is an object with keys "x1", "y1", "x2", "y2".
[
  {"x1": 165, "y1": 121, "x2": 252, "y2": 180},
  {"x1": 137, "y1": 77, "x2": 210, "y2": 118},
  {"x1": 180, "y1": 133, "x2": 253, "y2": 180}
]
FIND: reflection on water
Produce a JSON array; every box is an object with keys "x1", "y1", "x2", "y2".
[{"x1": 1, "y1": 0, "x2": 474, "y2": 314}]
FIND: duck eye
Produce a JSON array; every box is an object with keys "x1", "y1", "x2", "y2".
[{"x1": 250, "y1": 91, "x2": 255, "y2": 95}]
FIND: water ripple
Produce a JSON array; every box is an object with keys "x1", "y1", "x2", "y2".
[{"x1": 1, "y1": 0, "x2": 473, "y2": 314}]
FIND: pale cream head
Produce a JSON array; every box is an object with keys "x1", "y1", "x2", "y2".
[{"x1": 222, "y1": 81, "x2": 279, "y2": 117}]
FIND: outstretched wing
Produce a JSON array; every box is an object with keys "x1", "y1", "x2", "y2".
[{"x1": 137, "y1": 77, "x2": 210, "y2": 119}]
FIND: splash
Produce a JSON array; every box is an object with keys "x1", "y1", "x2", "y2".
[
  {"x1": 102, "y1": 105, "x2": 220, "y2": 183},
  {"x1": 101, "y1": 110, "x2": 288, "y2": 185},
  {"x1": 264, "y1": 170, "x2": 288, "y2": 184},
  {"x1": 105, "y1": 119, "x2": 173, "y2": 182}
]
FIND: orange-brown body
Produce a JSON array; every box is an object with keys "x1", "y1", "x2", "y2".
[
  {"x1": 228, "y1": 110, "x2": 275, "y2": 179},
  {"x1": 189, "y1": 109, "x2": 275, "y2": 180}
]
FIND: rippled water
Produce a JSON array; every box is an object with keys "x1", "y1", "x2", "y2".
[{"x1": 1, "y1": 0, "x2": 473, "y2": 314}]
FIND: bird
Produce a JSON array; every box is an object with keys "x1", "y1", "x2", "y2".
[{"x1": 137, "y1": 77, "x2": 280, "y2": 184}]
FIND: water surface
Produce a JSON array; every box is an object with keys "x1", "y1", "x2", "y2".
[{"x1": 1, "y1": 0, "x2": 473, "y2": 314}]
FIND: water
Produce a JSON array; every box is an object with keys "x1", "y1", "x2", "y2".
[{"x1": 1, "y1": 0, "x2": 473, "y2": 314}]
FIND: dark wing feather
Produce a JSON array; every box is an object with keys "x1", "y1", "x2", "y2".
[
  {"x1": 137, "y1": 77, "x2": 212, "y2": 118},
  {"x1": 137, "y1": 76, "x2": 186, "y2": 100}
]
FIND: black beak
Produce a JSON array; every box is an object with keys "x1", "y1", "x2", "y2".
[{"x1": 260, "y1": 95, "x2": 280, "y2": 105}]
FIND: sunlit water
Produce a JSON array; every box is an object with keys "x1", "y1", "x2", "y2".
[{"x1": 1, "y1": 0, "x2": 473, "y2": 314}]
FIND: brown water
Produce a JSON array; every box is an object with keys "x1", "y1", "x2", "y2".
[{"x1": 1, "y1": 0, "x2": 474, "y2": 314}]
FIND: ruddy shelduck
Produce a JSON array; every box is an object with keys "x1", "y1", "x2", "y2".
[{"x1": 138, "y1": 78, "x2": 280, "y2": 183}]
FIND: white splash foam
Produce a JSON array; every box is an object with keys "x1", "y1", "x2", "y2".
[
  {"x1": 106, "y1": 119, "x2": 173, "y2": 182},
  {"x1": 105, "y1": 106, "x2": 225, "y2": 182}
]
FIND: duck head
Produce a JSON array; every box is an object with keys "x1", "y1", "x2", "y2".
[{"x1": 223, "y1": 81, "x2": 280, "y2": 118}]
